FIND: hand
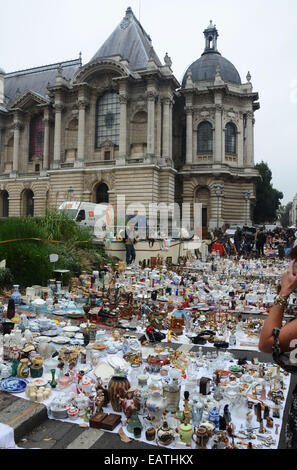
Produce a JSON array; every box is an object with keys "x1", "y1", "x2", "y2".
[{"x1": 280, "y1": 260, "x2": 297, "y2": 296}]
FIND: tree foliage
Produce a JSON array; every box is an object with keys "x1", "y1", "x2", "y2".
[
  {"x1": 253, "y1": 161, "x2": 283, "y2": 224},
  {"x1": 0, "y1": 210, "x2": 111, "y2": 289}
]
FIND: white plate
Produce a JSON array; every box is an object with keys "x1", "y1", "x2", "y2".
[
  {"x1": 30, "y1": 378, "x2": 48, "y2": 387},
  {"x1": 51, "y1": 336, "x2": 71, "y2": 344},
  {"x1": 107, "y1": 355, "x2": 129, "y2": 371},
  {"x1": 36, "y1": 336, "x2": 51, "y2": 343},
  {"x1": 63, "y1": 326, "x2": 80, "y2": 333},
  {"x1": 94, "y1": 362, "x2": 114, "y2": 381}
]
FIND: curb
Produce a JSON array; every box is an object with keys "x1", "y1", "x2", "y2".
[{"x1": 0, "y1": 391, "x2": 48, "y2": 444}]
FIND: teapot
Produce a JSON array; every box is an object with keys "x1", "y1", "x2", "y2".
[{"x1": 79, "y1": 375, "x2": 95, "y2": 396}]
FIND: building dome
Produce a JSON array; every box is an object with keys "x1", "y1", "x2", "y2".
[
  {"x1": 182, "y1": 22, "x2": 241, "y2": 87},
  {"x1": 0, "y1": 67, "x2": 5, "y2": 75},
  {"x1": 182, "y1": 53, "x2": 241, "y2": 87}
]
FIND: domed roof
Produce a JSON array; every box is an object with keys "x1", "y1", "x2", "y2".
[
  {"x1": 0, "y1": 67, "x2": 5, "y2": 75},
  {"x1": 182, "y1": 52, "x2": 241, "y2": 87},
  {"x1": 182, "y1": 22, "x2": 241, "y2": 87}
]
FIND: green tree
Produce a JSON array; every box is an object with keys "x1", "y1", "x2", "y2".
[{"x1": 253, "y1": 161, "x2": 283, "y2": 224}]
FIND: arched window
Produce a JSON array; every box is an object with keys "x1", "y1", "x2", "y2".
[
  {"x1": 94, "y1": 183, "x2": 109, "y2": 204},
  {"x1": 225, "y1": 122, "x2": 237, "y2": 154},
  {"x1": 95, "y1": 92, "x2": 120, "y2": 148},
  {"x1": 22, "y1": 190, "x2": 34, "y2": 217},
  {"x1": 0, "y1": 191, "x2": 9, "y2": 217},
  {"x1": 197, "y1": 122, "x2": 213, "y2": 154},
  {"x1": 29, "y1": 115, "x2": 44, "y2": 161}
]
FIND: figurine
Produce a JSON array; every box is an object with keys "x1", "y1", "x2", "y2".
[{"x1": 223, "y1": 404, "x2": 231, "y2": 425}]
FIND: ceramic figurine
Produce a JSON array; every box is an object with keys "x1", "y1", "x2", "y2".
[
  {"x1": 121, "y1": 387, "x2": 140, "y2": 418},
  {"x1": 191, "y1": 398, "x2": 203, "y2": 426},
  {"x1": 223, "y1": 404, "x2": 231, "y2": 425},
  {"x1": 127, "y1": 412, "x2": 143, "y2": 436}
]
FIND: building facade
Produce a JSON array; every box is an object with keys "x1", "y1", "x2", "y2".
[{"x1": 0, "y1": 8, "x2": 260, "y2": 230}]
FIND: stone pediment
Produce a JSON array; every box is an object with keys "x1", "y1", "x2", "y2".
[
  {"x1": 72, "y1": 58, "x2": 134, "y2": 86},
  {"x1": 8, "y1": 90, "x2": 50, "y2": 111}
]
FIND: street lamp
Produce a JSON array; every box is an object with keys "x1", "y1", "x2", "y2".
[
  {"x1": 213, "y1": 184, "x2": 224, "y2": 229},
  {"x1": 68, "y1": 186, "x2": 74, "y2": 201},
  {"x1": 242, "y1": 190, "x2": 251, "y2": 226}
]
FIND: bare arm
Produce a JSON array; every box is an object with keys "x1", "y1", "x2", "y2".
[{"x1": 259, "y1": 260, "x2": 297, "y2": 353}]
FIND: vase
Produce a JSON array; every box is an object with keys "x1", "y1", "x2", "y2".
[
  {"x1": 162, "y1": 380, "x2": 181, "y2": 413},
  {"x1": 157, "y1": 421, "x2": 175, "y2": 446},
  {"x1": 146, "y1": 391, "x2": 167, "y2": 419},
  {"x1": 17, "y1": 358, "x2": 30, "y2": 378},
  {"x1": 191, "y1": 399, "x2": 203, "y2": 426},
  {"x1": 108, "y1": 374, "x2": 131, "y2": 412},
  {"x1": 11, "y1": 285, "x2": 22, "y2": 305},
  {"x1": 208, "y1": 407, "x2": 220, "y2": 430},
  {"x1": 50, "y1": 369, "x2": 58, "y2": 388},
  {"x1": 30, "y1": 366, "x2": 43, "y2": 378}
]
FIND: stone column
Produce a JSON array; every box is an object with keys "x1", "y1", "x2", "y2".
[
  {"x1": 42, "y1": 109, "x2": 50, "y2": 172},
  {"x1": 53, "y1": 103, "x2": 63, "y2": 168},
  {"x1": 156, "y1": 98, "x2": 162, "y2": 157},
  {"x1": 118, "y1": 94, "x2": 128, "y2": 164},
  {"x1": 76, "y1": 99, "x2": 88, "y2": 168},
  {"x1": 169, "y1": 99, "x2": 173, "y2": 160},
  {"x1": 238, "y1": 113, "x2": 244, "y2": 167},
  {"x1": 147, "y1": 91, "x2": 156, "y2": 155},
  {"x1": 11, "y1": 119, "x2": 22, "y2": 176},
  {"x1": 214, "y1": 104, "x2": 222, "y2": 164},
  {"x1": 246, "y1": 111, "x2": 254, "y2": 167},
  {"x1": 162, "y1": 98, "x2": 171, "y2": 158},
  {"x1": 186, "y1": 107, "x2": 193, "y2": 164}
]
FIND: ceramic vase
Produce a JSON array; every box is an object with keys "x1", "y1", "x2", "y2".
[
  {"x1": 11, "y1": 286, "x2": 22, "y2": 306},
  {"x1": 146, "y1": 390, "x2": 167, "y2": 420},
  {"x1": 157, "y1": 421, "x2": 175, "y2": 446},
  {"x1": 108, "y1": 374, "x2": 131, "y2": 412}
]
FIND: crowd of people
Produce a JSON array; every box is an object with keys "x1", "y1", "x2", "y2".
[{"x1": 211, "y1": 226, "x2": 297, "y2": 259}]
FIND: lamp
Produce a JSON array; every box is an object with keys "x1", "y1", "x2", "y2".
[{"x1": 213, "y1": 184, "x2": 224, "y2": 229}]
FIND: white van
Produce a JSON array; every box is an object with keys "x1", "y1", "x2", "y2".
[{"x1": 58, "y1": 202, "x2": 113, "y2": 239}]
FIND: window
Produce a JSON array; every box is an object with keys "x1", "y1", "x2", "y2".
[
  {"x1": 104, "y1": 151, "x2": 111, "y2": 161},
  {"x1": 197, "y1": 122, "x2": 213, "y2": 154},
  {"x1": 76, "y1": 210, "x2": 86, "y2": 222},
  {"x1": 95, "y1": 92, "x2": 120, "y2": 148},
  {"x1": 225, "y1": 122, "x2": 237, "y2": 154},
  {"x1": 29, "y1": 115, "x2": 44, "y2": 161}
]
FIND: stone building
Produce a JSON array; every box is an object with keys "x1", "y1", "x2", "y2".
[{"x1": 0, "y1": 7, "x2": 260, "y2": 232}]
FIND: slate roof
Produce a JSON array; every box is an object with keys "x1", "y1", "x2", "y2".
[
  {"x1": 4, "y1": 58, "x2": 81, "y2": 107},
  {"x1": 182, "y1": 52, "x2": 241, "y2": 87},
  {"x1": 90, "y1": 7, "x2": 162, "y2": 70}
]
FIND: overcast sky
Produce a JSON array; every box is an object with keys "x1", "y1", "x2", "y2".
[{"x1": 1, "y1": 0, "x2": 296, "y2": 205}]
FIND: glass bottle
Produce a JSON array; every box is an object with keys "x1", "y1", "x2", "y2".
[{"x1": 50, "y1": 369, "x2": 57, "y2": 388}]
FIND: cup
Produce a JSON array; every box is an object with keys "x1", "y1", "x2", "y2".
[{"x1": 134, "y1": 427, "x2": 142, "y2": 439}]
